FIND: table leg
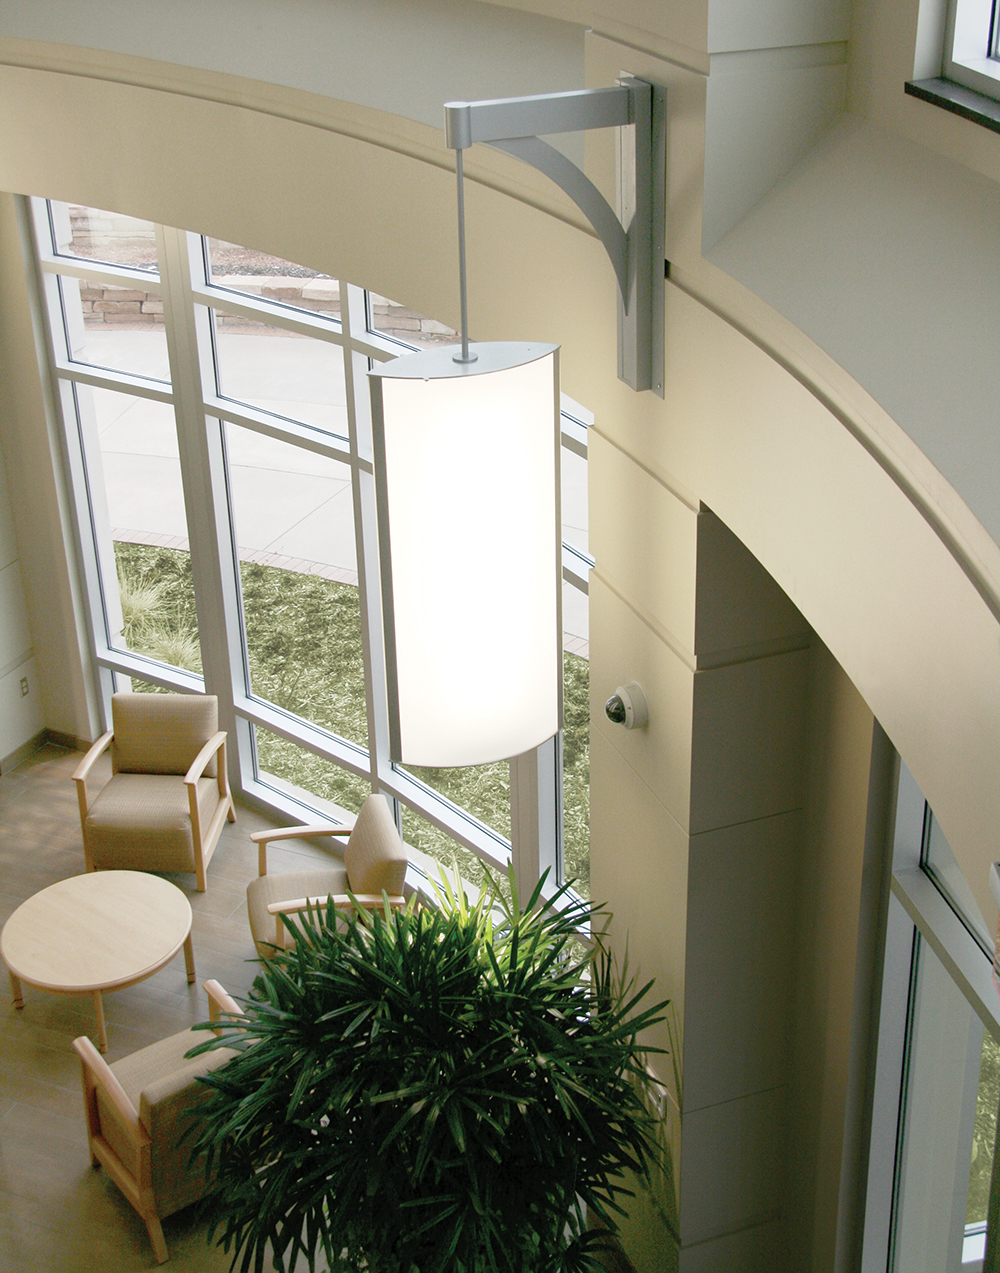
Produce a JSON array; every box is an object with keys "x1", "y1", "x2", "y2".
[
  {"x1": 8, "y1": 969, "x2": 23, "y2": 1009},
  {"x1": 92, "y1": 990, "x2": 108, "y2": 1054},
  {"x1": 183, "y1": 933, "x2": 195, "y2": 985}
]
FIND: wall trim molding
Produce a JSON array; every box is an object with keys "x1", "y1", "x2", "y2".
[
  {"x1": 669, "y1": 260, "x2": 1000, "y2": 630},
  {"x1": 0, "y1": 728, "x2": 46, "y2": 774},
  {"x1": 0, "y1": 726, "x2": 85, "y2": 774},
  {"x1": 0, "y1": 38, "x2": 594, "y2": 239}
]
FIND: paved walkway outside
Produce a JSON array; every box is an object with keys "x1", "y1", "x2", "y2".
[{"x1": 82, "y1": 330, "x2": 589, "y2": 654}]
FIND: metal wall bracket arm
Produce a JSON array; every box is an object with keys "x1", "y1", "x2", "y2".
[
  {"x1": 443, "y1": 79, "x2": 665, "y2": 395},
  {"x1": 444, "y1": 86, "x2": 631, "y2": 149}
]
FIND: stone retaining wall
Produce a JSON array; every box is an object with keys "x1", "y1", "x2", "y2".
[
  {"x1": 79, "y1": 279, "x2": 454, "y2": 344},
  {"x1": 80, "y1": 283, "x2": 164, "y2": 326}
]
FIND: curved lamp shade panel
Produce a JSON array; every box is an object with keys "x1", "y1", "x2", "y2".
[{"x1": 370, "y1": 342, "x2": 562, "y2": 768}]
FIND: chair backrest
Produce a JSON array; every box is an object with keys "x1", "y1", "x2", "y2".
[
  {"x1": 112, "y1": 692, "x2": 219, "y2": 778},
  {"x1": 345, "y1": 794, "x2": 408, "y2": 895}
]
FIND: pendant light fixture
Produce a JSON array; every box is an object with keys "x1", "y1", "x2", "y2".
[{"x1": 370, "y1": 78, "x2": 663, "y2": 768}]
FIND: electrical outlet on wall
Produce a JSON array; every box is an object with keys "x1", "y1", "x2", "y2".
[{"x1": 19, "y1": 677, "x2": 28, "y2": 697}]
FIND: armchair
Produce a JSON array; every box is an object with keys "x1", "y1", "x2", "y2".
[
  {"x1": 246, "y1": 792, "x2": 408, "y2": 956},
  {"x1": 73, "y1": 693, "x2": 236, "y2": 891},
  {"x1": 74, "y1": 978, "x2": 242, "y2": 1264}
]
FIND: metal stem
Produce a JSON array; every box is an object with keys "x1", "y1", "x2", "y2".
[{"x1": 453, "y1": 147, "x2": 477, "y2": 364}]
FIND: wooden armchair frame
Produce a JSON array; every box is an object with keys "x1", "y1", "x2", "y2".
[
  {"x1": 73, "y1": 979, "x2": 243, "y2": 1264},
  {"x1": 73, "y1": 729, "x2": 235, "y2": 892}
]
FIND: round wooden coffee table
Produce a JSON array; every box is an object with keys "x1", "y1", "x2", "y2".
[{"x1": 0, "y1": 871, "x2": 195, "y2": 1052}]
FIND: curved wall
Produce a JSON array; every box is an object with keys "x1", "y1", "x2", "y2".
[
  {"x1": 0, "y1": 18, "x2": 997, "y2": 1267},
  {"x1": 0, "y1": 29, "x2": 996, "y2": 921}
]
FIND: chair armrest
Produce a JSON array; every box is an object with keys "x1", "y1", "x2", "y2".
[
  {"x1": 250, "y1": 823, "x2": 352, "y2": 877},
  {"x1": 249, "y1": 824, "x2": 352, "y2": 844},
  {"x1": 203, "y1": 979, "x2": 244, "y2": 1034},
  {"x1": 73, "y1": 1035, "x2": 146, "y2": 1140},
  {"x1": 73, "y1": 732, "x2": 114, "y2": 873},
  {"x1": 183, "y1": 730, "x2": 227, "y2": 785},
  {"x1": 72, "y1": 730, "x2": 114, "y2": 789},
  {"x1": 267, "y1": 893, "x2": 405, "y2": 917}
]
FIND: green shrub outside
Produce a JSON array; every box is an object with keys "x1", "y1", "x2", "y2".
[
  {"x1": 968, "y1": 1028, "x2": 1000, "y2": 1223},
  {"x1": 114, "y1": 541, "x2": 590, "y2": 894}
]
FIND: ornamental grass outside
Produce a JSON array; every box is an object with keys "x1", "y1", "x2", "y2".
[{"x1": 188, "y1": 869, "x2": 670, "y2": 1273}]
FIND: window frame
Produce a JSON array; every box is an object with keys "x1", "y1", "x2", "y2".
[
  {"x1": 944, "y1": 0, "x2": 1000, "y2": 100},
  {"x1": 24, "y1": 195, "x2": 590, "y2": 903},
  {"x1": 863, "y1": 759, "x2": 1000, "y2": 1271}
]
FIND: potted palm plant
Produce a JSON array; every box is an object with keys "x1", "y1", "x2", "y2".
[{"x1": 188, "y1": 869, "x2": 670, "y2": 1273}]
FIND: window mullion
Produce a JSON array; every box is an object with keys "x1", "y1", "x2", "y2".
[
  {"x1": 861, "y1": 896, "x2": 917, "y2": 1271},
  {"x1": 509, "y1": 736, "x2": 561, "y2": 897},
  {"x1": 156, "y1": 223, "x2": 244, "y2": 781},
  {"x1": 341, "y1": 281, "x2": 389, "y2": 795}
]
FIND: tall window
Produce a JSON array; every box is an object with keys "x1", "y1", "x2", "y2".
[
  {"x1": 864, "y1": 762, "x2": 1000, "y2": 1271},
  {"x1": 28, "y1": 198, "x2": 592, "y2": 899}
]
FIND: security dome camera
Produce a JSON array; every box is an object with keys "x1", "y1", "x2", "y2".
[{"x1": 604, "y1": 682, "x2": 648, "y2": 730}]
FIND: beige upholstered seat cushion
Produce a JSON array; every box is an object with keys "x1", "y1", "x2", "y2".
[
  {"x1": 247, "y1": 866, "x2": 350, "y2": 955},
  {"x1": 106, "y1": 1026, "x2": 236, "y2": 1219},
  {"x1": 85, "y1": 774, "x2": 221, "y2": 873},
  {"x1": 112, "y1": 692, "x2": 219, "y2": 778}
]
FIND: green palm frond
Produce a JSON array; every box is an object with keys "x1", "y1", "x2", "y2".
[{"x1": 188, "y1": 866, "x2": 670, "y2": 1273}]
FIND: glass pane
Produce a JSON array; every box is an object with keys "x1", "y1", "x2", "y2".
[
  {"x1": 894, "y1": 935, "x2": 987, "y2": 1270},
  {"x1": 214, "y1": 318, "x2": 348, "y2": 436},
  {"x1": 563, "y1": 564, "x2": 590, "y2": 658},
  {"x1": 204, "y1": 237, "x2": 340, "y2": 322},
  {"x1": 366, "y1": 291, "x2": 457, "y2": 350},
  {"x1": 50, "y1": 202, "x2": 158, "y2": 271},
  {"x1": 122, "y1": 676, "x2": 177, "y2": 695},
  {"x1": 400, "y1": 802, "x2": 510, "y2": 898},
  {"x1": 561, "y1": 443, "x2": 589, "y2": 556},
  {"x1": 113, "y1": 543, "x2": 201, "y2": 672},
  {"x1": 967, "y1": 1027, "x2": 999, "y2": 1225},
  {"x1": 924, "y1": 812, "x2": 994, "y2": 954},
  {"x1": 253, "y1": 725, "x2": 370, "y2": 818},
  {"x1": 76, "y1": 386, "x2": 200, "y2": 670},
  {"x1": 60, "y1": 275, "x2": 170, "y2": 382},
  {"x1": 225, "y1": 424, "x2": 365, "y2": 747},
  {"x1": 399, "y1": 761, "x2": 511, "y2": 848},
  {"x1": 562, "y1": 648, "x2": 590, "y2": 899}
]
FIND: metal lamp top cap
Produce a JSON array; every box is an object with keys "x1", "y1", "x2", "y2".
[{"x1": 369, "y1": 341, "x2": 558, "y2": 382}]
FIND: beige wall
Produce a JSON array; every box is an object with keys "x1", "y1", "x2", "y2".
[
  {"x1": 0, "y1": 422, "x2": 44, "y2": 766},
  {"x1": 0, "y1": 7, "x2": 997, "y2": 1265},
  {"x1": 789, "y1": 645, "x2": 877, "y2": 1272},
  {"x1": 0, "y1": 193, "x2": 97, "y2": 747}
]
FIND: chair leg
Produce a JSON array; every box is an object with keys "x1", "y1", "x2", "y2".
[
  {"x1": 143, "y1": 1210, "x2": 169, "y2": 1264},
  {"x1": 226, "y1": 797, "x2": 236, "y2": 824}
]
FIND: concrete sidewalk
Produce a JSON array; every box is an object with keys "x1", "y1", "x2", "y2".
[{"x1": 84, "y1": 330, "x2": 589, "y2": 653}]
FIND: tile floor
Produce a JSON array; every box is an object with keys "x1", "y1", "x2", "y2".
[{"x1": 0, "y1": 742, "x2": 336, "y2": 1270}]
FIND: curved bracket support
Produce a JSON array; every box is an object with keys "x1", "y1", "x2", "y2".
[
  {"x1": 488, "y1": 135, "x2": 628, "y2": 305},
  {"x1": 444, "y1": 80, "x2": 665, "y2": 395}
]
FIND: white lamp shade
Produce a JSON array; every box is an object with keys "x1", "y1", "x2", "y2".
[{"x1": 370, "y1": 342, "x2": 562, "y2": 767}]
